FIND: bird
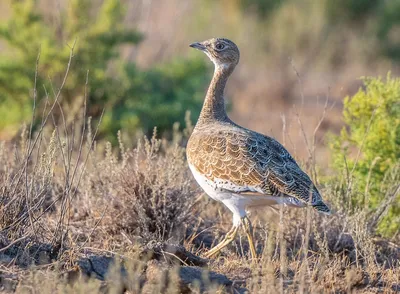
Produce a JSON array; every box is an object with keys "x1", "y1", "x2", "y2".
[{"x1": 186, "y1": 38, "x2": 330, "y2": 259}]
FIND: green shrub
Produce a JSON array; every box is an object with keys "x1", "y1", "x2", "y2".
[
  {"x1": 0, "y1": 0, "x2": 208, "y2": 140},
  {"x1": 329, "y1": 74, "x2": 400, "y2": 235},
  {"x1": 376, "y1": 0, "x2": 400, "y2": 61},
  {"x1": 0, "y1": 0, "x2": 141, "y2": 133},
  {"x1": 325, "y1": 0, "x2": 381, "y2": 22},
  {"x1": 102, "y1": 57, "x2": 209, "y2": 141},
  {"x1": 239, "y1": 0, "x2": 285, "y2": 17}
]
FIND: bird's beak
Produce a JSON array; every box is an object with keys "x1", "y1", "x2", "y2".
[{"x1": 189, "y1": 42, "x2": 207, "y2": 51}]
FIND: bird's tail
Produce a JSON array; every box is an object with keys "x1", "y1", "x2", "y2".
[{"x1": 312, "y1": 200, "x2": 331, "y2": 215}]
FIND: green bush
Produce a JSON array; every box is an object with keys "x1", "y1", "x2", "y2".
[
  {"x1": 0, "y1": 0, "x2": 141, "y2": 132},
  {"x1": 239, "y1": 0, "x2": 285, "y2": 17},
  {"x1": 103, "y1": 58, "x2": 209, "y2": 140},
  {"x1": 0, "y1": 0, "x2": 208, "y2": 140},
  {"x1": 325, "y1": 0, "x2": 381, "y2": 22},
  {"x1": 329, "y1": 74, "x2": 400, "y2": 235},
  {"x1": 376, "y1": 0, "x2": 400, "y2": 61}
]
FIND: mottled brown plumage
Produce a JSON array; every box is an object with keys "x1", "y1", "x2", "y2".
[
  {"x1": 187, "y1": 38, "x2": 330, "y2": 259},
  {"x1": 187, "y1": 122, "x2": 329, "y2": 210}
]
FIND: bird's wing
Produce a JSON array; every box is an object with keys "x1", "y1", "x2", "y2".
[
  {"x1": 187, "y1": 130, "x2": 265, "y2": 192},
  {"x1": 187, "y1": 129, "x2": 330, "y2": 213}
]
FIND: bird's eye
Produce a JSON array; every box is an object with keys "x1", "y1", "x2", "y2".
[{"x1": 215, "y1": 43, "x2": 225, "y2": 50}]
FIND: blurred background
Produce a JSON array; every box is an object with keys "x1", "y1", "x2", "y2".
[{"x1": 1, "y1": 0, "x2": 399, "y2": 166}]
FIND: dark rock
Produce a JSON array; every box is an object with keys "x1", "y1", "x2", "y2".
[
  {"x1": 78, "y1": 255, "x2": 123, "y2": 280},
  {"x1": 0, "y1": 233, "x2": 9, "y2": 249},
  {"x1": 329, "y1": 232, "x2": 355, "y2": 253},
  {"x1": 73, "y1": 246, "x2": 238, "y2": 293},
  {"x1": 143, "y1": 259, "x2": 234, "y2": 293},
  {"x1": 179, "y1": 265, "x2": 233, "y2": 291},
  {"x1": 392, "y1": 283, "x2": 400, "y2": 292},
  {"x1": 0, "y1": 273, "x2": 18, "y2": 293},
  {"x1": 0, "y1": 241, "x2": 58, "y2": 268},
  {"x1": 143, "y1": 241, "x2": 208, "y2": 266},
  {"x1": 76, "y1": 254, "x2": 146, "y2": 293},
  {"x1": 186, "y1": 226, "x2": 215, "y2": 249}
]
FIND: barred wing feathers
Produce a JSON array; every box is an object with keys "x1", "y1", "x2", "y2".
[{"x1": 187, "y1": 127, "x2": 330, "y2": 214}]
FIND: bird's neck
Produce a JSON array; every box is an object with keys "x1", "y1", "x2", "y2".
[{"x1": 198, "y1": 66, "x2": 232, "y2": 123}]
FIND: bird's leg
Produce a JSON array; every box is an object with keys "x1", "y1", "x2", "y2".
[
  {"x1": 205, "y1": 224, "x2": 239, "y2": 258},
  {"x1": 241, "y1": 216, "x2": 257, "y2": 259}
]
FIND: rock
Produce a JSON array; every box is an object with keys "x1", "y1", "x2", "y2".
[
  {"x1": 0, "y1": 254, "x2": 13, "y2": 266},
  {"x1": 78, "y1": 255, "x2": 123, "y2": 280},
  {"x1": 143, "y1": 241, "x2": 208, "y2": 266},
  {"x1": 179, "y1": 265, "x2": 233, "y2": 292},
  {"x1": 76, "y1": 255, "x2": 146, "y2": 293},
  {"x1": 0, "y1": 233, "x2": 10, "y2": 249},
  {"x1": 0, "y1": 273, "x2": 18, "y2": 293},
  {"x1": 329, "y1": 232, "x2": 355, "y2": 253},
  {"x1": 75, "y1": 247, "x2": 236, "y2": 293},
  {"x1": 143, "y1": 259, "x2": 233, "y2": 293}
]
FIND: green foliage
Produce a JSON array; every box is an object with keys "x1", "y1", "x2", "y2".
[
  {"x1": 325, "y1": 0, "x2": 381, "y2": 22},
  {"x1": 376, "y1": 0, "x2": 400, "y2": 61},
  {"x1": 103, "y1": 58, "x2": 209, "y2": 140},
  {"x1": 241, "y1": 0, "x2": 381, "y2": 20},
  {"x1": 0, "y1": 0, "x2": 141, "y2": 131},
  {"x1": 240, "y1": 0, "x2": 400, "y2": 64},
  {"x1": 330, "y1": 74, "x2": 400, "y2": 235},
  {"x1": 324, "y1": 0, "x2": 400, "y2": 61},
  {"x1": 0, "y1": 0, "x2": 208, "y2": 139},
  {"x1": 240, "y1": 0, "x2": 285, "y2": 17}
]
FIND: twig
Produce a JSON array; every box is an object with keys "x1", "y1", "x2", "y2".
[
  {"x1": 24, "y1": 48, "x2": 41, "y2": 239},
  {"x1": 78, "y1": 202, "x2": 108, "y2": 250},
  {"x1": 310, "y1": 90, "x2": 330, "y2": 184},
  {"x1": 289, "y1": 57, "x2": 305, "y2": 109},
  {"x1": 0, "y1": 234, "x2": 30, "y2": 253},
  {"x1": 4, "y1": 39, "x2": 76, "y2": 213},
  {"x1": 369, "y1": 183, "x2": 400, "y2": 231},
  {"x1": 345, "y1": 102, "x2": 381, "y2": 202}
]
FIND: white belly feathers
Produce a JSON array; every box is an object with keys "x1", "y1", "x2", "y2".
[{"x1": 188, "y1": 163, "x2": 305, "y2": 211}]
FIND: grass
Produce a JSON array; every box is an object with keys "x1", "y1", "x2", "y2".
[
  {"x1": 0, "y1": 50, "x2": 399, "y2": 294},
  {"x1": 1, "y1": 112, "x2": 399, "y2": 294}
]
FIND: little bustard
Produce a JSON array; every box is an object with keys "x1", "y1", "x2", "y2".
[{"x1": 187, "y1": 38, "x2": 330, "y2": 259}]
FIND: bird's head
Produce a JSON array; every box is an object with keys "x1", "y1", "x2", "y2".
[{"x1": 190, "y1": 38, "x2": 240, "y2": 72}]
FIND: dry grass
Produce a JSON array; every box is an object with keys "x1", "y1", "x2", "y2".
[
  {"x1": 79, "y1": 129, "x2": 198, "y2": 245},
  {"x1": 0, "y1": 43, "x2": 399, "y2": 294},
  {"x1": 1, "y1": 105, "x2": 399, "y2": 293}
]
